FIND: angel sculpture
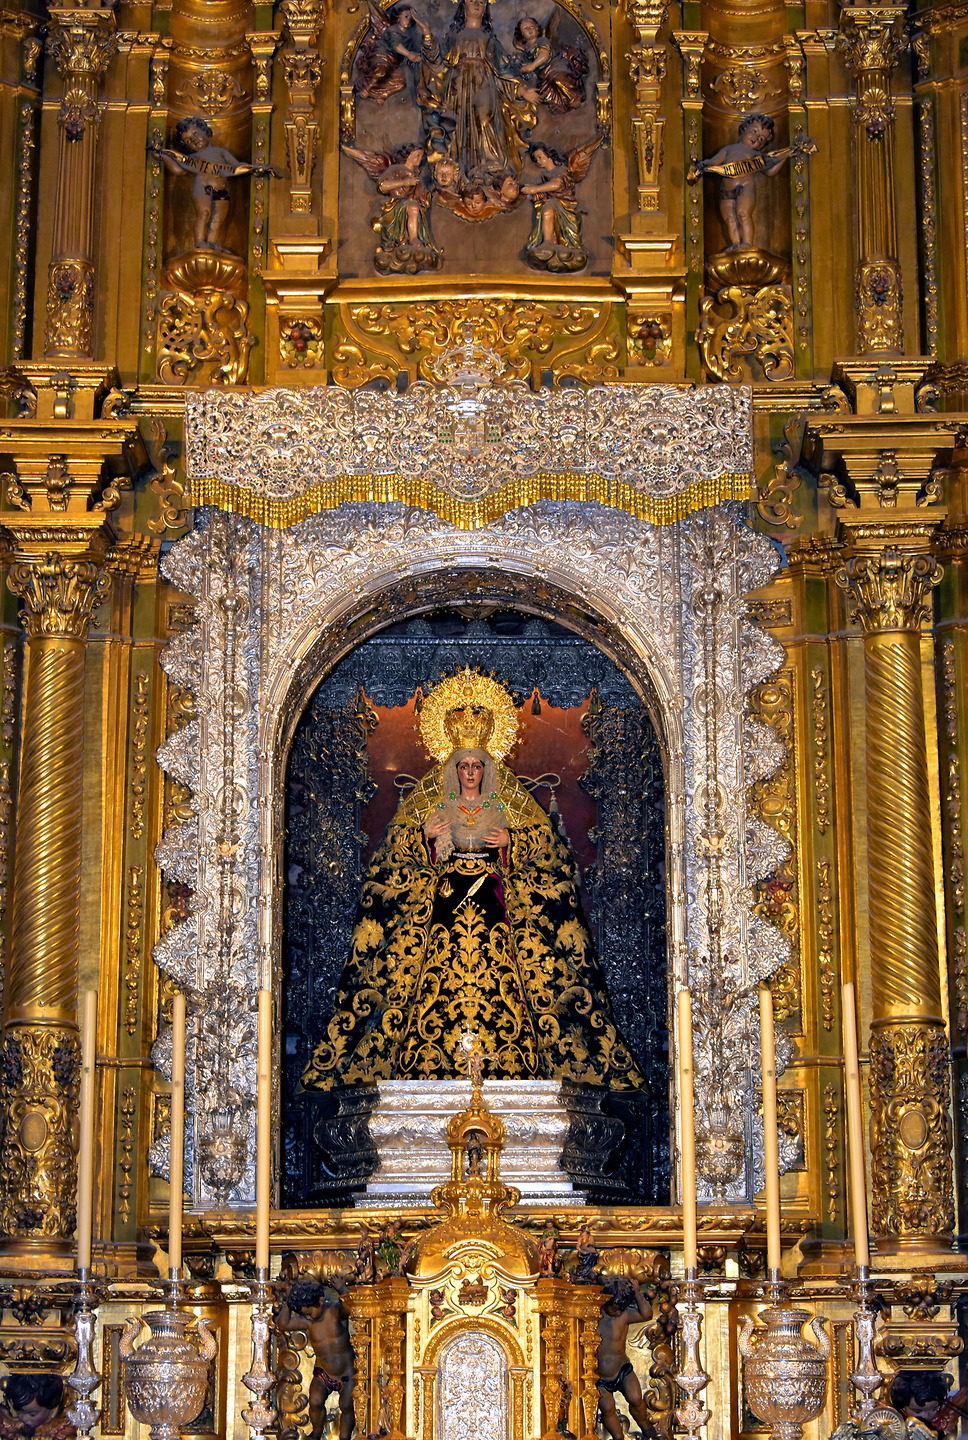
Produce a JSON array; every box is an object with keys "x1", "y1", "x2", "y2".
[
  {"x1": 150, "y1": 115, "x2": 274, "y2": 253},
  {"x1": 686, "y1": 112, "x2": 818, "y2": 251},
  {"x1": 342, "y1": 142, "x2": 443, "y2": 273},
  {"x1": 354, "y1": 0, "x2": 430, "y2": 104},
  {"x1": 512, "y1": 15, "x2": 587, "y2": 113},
  {"x1": 520, "y1": 134, "x2": 602, "y2": 272}
]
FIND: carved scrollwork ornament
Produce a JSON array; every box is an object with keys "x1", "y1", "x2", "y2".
[
  {"x1": 709, "y1": 66, "x2": 781, "y2": 111},
  {"x1": 868, "y1": 1022, "x2": 955, "y2": 1241},
  {"x1": 144, "y1": 415, "x2": 190, "y2": 534},
  {"x1": 754, "y1": 459, "x2": 803, "y2": 530},
  {"x1": 697, "y1": 283, "x2": 795, "y2": 383},
  {"x1": 156, "y1": 290, "x2": 254, "y2": 387},
  {"x1": 44, "y1": 261, "x2": 95, "y2": 358},
  {"x1": 0, "y1": 1023, "x2": 81, "y2": 1239},
  {"x1": 835, "y1": 549, "x2": 943, "y2": 632},
  {"x1": 7, "y1": 554, "x2": 111, "y2": 639}
]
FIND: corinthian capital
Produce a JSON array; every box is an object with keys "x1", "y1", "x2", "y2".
[
  {"x1": 7, "y1": 553, "x2": 110, "y2": 640},
  {"x1": 47, "y1": 9, "x2": 116, "y2": 136},
  {"x1": 837, "y1": 5, "x2": 907, "y2": 77},
  {"x1": 836, "y1": 548, "x2": 942, "y2": 632},
  {"x1": 621, "y1": 0, "x2": 669, "y2": 44},
  {"x1": 281, "y1": 0, "x2": 325, "y2": 42},
  {"x1": 47, "y1": 9, "x2": 116, "y2": 81}
]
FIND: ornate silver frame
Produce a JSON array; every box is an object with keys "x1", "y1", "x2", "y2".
[{"x1": 153, "y1": 386, "x2": 790, "y2": 1211}]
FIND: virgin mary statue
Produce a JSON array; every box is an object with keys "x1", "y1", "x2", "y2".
[{"x1": 301, "y1": 669, "x2": 641, "y2": 1092}]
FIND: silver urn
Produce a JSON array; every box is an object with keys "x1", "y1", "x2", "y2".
[
  {"x1": 739, "y1": 1306, "x2": 830, "y2": 1440},
  {"x1": 120, "y1": 1307, "x2": 217, "y2": 1440},
  {"x1": 695, "y1": 1106, "x2": 745, "y2": 1199}
]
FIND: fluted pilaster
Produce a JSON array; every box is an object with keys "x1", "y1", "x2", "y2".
[{"x1": 43, "y1": 7, "x2": 116, "y2": 358}]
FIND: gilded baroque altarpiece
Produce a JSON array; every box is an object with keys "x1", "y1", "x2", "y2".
[{"x1": 0, "y1": 0, "x2": 967, "y2": 1416}]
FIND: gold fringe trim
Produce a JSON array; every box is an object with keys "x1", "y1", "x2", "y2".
[{"x1": 189, "y1": 470, "x2": 753, "y2": 530}]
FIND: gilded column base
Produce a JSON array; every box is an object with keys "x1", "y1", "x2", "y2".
[
  {"x1": 0, "y1": 1018, "x2": 80, "y2": 1271},
  {"x1": 869, "y1": 1021, "x2": 954, "y2": 1255}
]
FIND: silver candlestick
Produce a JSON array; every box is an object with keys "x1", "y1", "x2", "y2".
[
  {"x1": 849, "y1": 1267, "x2": 884, "y2": 1420},
  {"x1": 675, "y1": 1270, "x2": 711, "y2": 1440},
  {"x1": 241, "y1": 1269, "x2": 277, "y2": 1439},
  {"x1": 66, "y1": 1270, "x2": 101, "y2": 1440}
]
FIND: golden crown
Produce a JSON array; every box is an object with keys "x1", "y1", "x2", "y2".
[
  {"x1": 418, "y1": 667, "x2": 519, "y2": 762},
  {"x1": 444, "y1": 705, "x2": 494, "y2": 751}
]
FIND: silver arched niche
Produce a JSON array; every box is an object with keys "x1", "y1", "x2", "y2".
[{"x1": 153, "y1": 498, "x2": 790, "y2": 1211}]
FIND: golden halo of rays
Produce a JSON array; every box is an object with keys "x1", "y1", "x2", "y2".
[{"x1": 418, "y1": 667, "x2": 520, "y2": 763}]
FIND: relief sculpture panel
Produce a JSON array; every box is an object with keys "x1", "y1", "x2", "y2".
[{"x1": 339, "y1": 0, "x2": 609, "y2": 275}]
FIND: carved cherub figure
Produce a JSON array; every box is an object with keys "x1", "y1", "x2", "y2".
[
  {"x1": 686, "y1": 112, "x2": 817, "y2": 251},
  {"x1": 342, "y1": 142, "x2": 443, "y2": 273},
  {"x1": 0, "y1": 1374, "x2": 73, "y2": 1440},
  {"x1": 151, "y1": 116, "x2": 273, "y2": 253},
  {"x1": 521, "y1": 135, "x2": 603, "y2": 272},
  {"x1": 596, "y1": 1278, "x2": 658, "y2": 1440},
  {"x1": 275, "y1": 1279, "x2": 355, "y2": 1440}
]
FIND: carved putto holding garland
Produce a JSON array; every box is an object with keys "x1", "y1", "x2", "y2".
[{"x1": 342, "y1": 0, "x2": 607, "y2": 275}]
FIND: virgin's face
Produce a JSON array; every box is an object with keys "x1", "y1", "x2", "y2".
[
  {"x1": 464, "y1": 0, "x2": 486, "y2": 24},
  {"x1": 457, "y1": 758, "x2": 484, "y2": 793}
]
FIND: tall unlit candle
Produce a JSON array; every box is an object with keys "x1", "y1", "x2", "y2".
[
  {"x1": 255, "y1": 988, "x2": 272, "y2": 1273},
  {"x1": 76, "y1": 989, "x2": 97, "y2": 1273},
  {"x1": 758, "y1": 984, "x2": 782, "y2": 1275},
  {"x1": 677, "y1": 988, "x2": 698, "y2": 1272},
  {"x1": 168, "y1": 990, "x2": 186, "y2": 1276},
  {"x1": 841, "y1": 981, "x2": 871, "y2": 1270}
]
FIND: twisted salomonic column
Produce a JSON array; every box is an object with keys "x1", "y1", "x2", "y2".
[
  {"x1": 43, "y1": 6, "x2": 116, "y2": 357},
  {"x1": 837, "y1": 547, "x2": 955, "y2": 1251},
  {"x1": 0, "y1": 551, "x2": 109, "y2": 1266}
]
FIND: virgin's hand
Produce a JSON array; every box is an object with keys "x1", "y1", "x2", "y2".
[
  {"x1": 424, "y1": 815, "x2": 451, "y2": 840},
  {"x1": 483, "y1": 827, "x2": 510, "y2": 848}
]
